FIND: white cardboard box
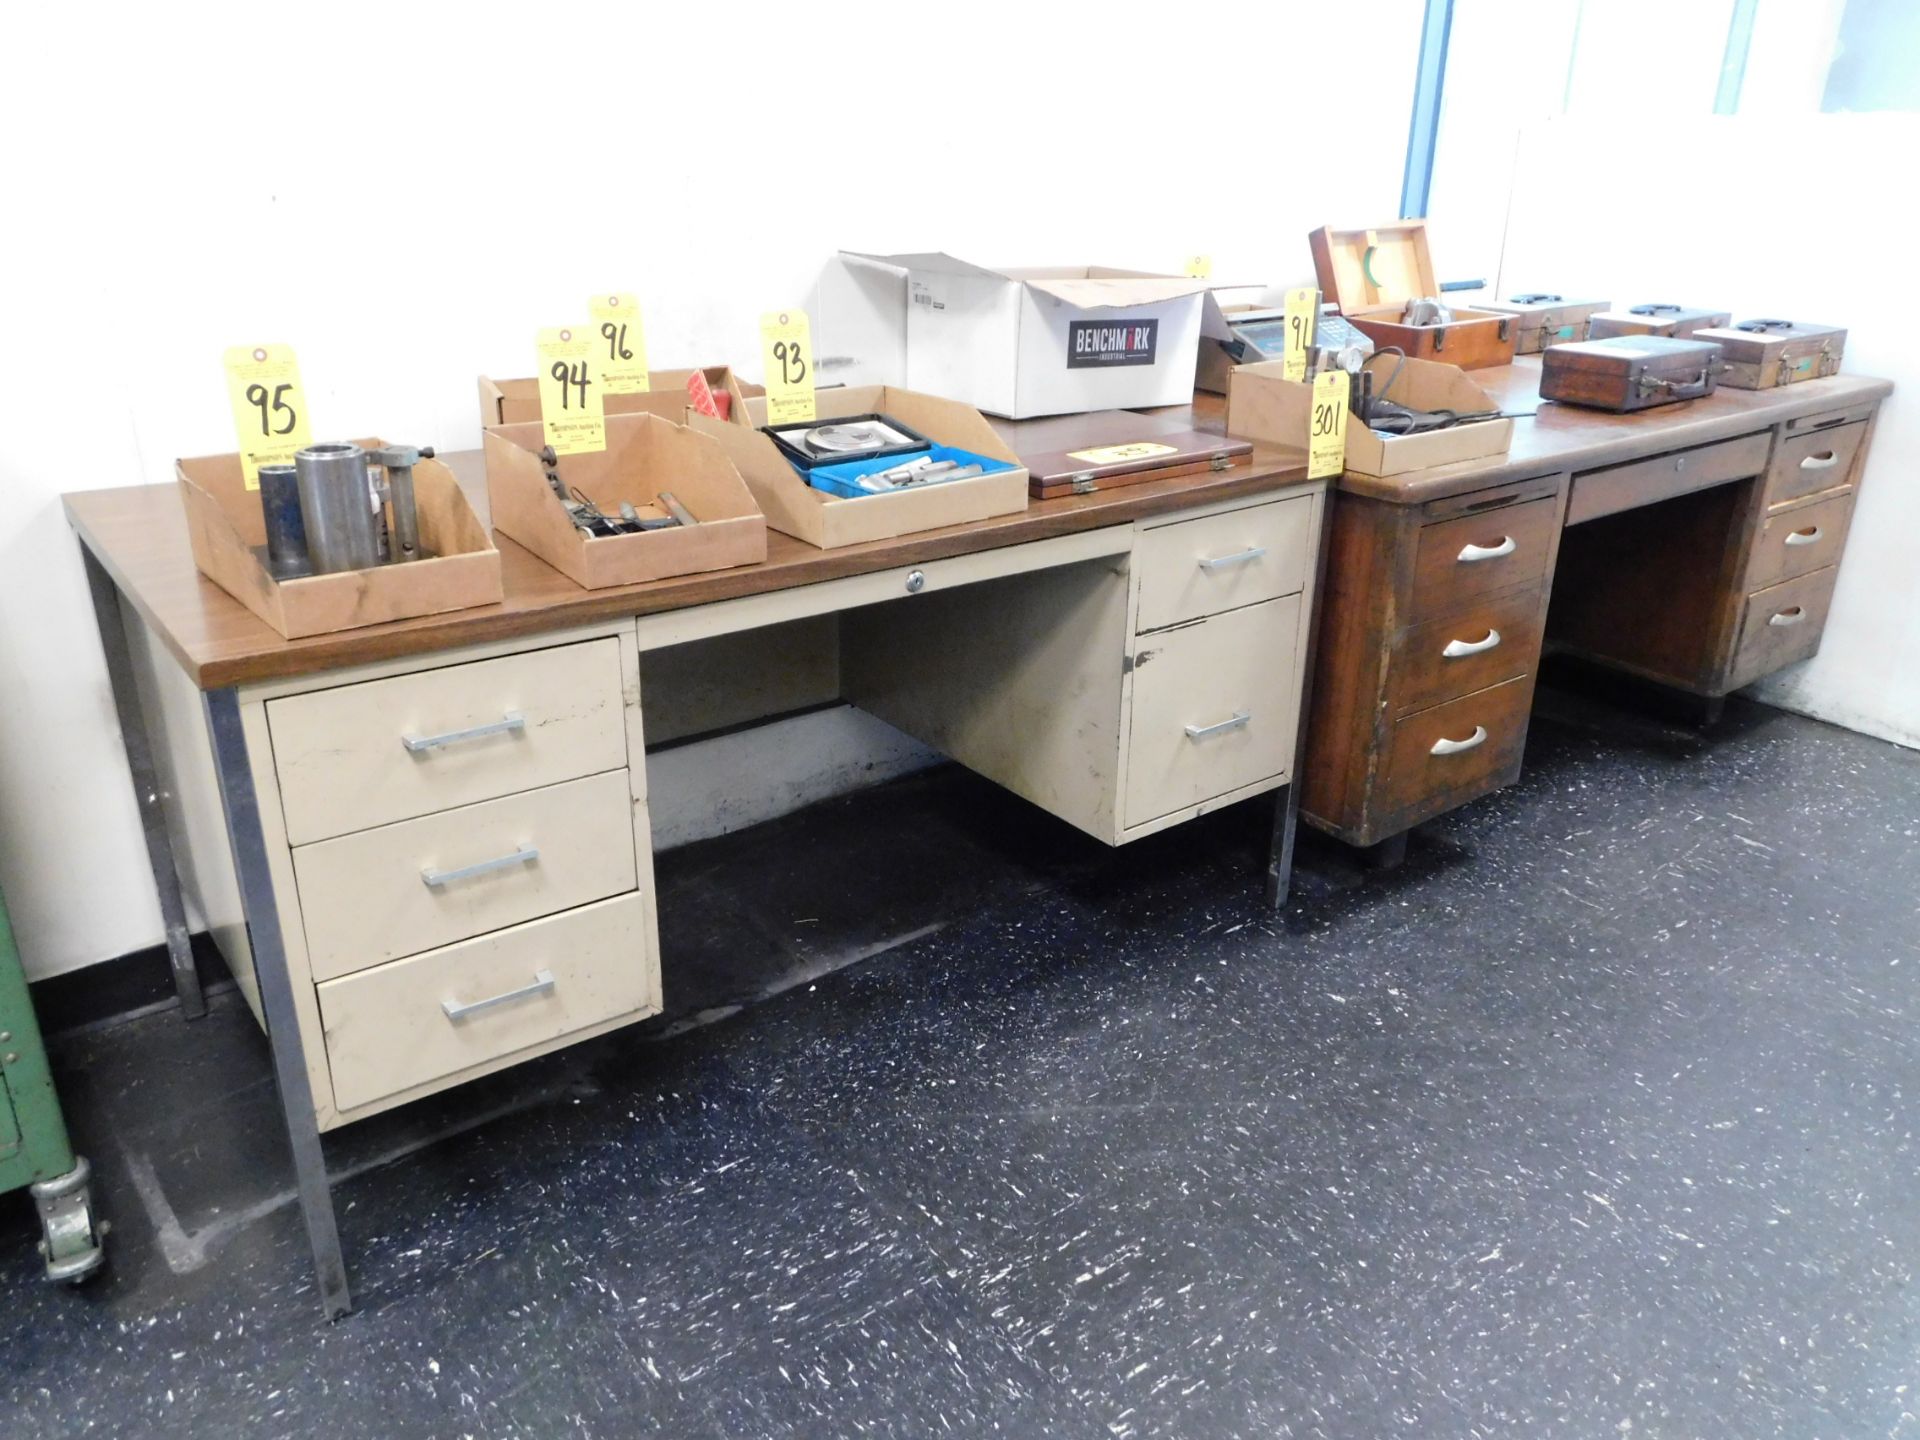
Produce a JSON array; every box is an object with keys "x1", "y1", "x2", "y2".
[{"x1": 835, "y1": 253, "x2": 1211, "y2": 419}]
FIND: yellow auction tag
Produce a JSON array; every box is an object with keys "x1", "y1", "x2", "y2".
[
  {"x1": 223, "y1": 344, "x2": 313, "y2": 490},
  {"x1": 1308, "y1": 370, "x2": 1348, "y2": 480},
  {"x1": 760, "y1": 309, "x2": 816, "y2": 426},
  {"x1": 1282, "y1": 286, "x2": 1319, "y2": 383},
  {"x1": 588, "y1": 293, "x2": 650, "y2": 394},
  {"x1": 1184, "y1": 255, "x2": 1213, "y2": 280},
  {"x1": 536, "y1": 326, "x2": 605, "y2": 455}
]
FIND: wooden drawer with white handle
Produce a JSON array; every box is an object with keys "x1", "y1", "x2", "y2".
[
  {"x1": 292, "y1": 770, "x2": 639, "y2": 982},
  {"x1": 1132, "y1": 494, "x2": 1314, "y2": 633},
  {"x1": 269, "y1": 639, "x2": 629, "y2": 845},
  {"x1": 1727, "y1": 567, "x2": 1839, "y2": 690},
  {"x1": 1124, "y1": 595, "x2": 1301, "y2": 829},
  {"x1": 1765, "y1": 418, "x2": 1865, "y2": 508},
  {"x1": 1389, "y1": 587, "x2": 1545, "y2": 718},
  {"x1": 317, "y1": 893, "x2": 657, "y2": 1115},
  {"x1": 1410, "y1": 496, "x2": 1558, "y2": 620},
  {"x1": 1379, "y1": 675, "x2": 1532, "y2": 822},
  {"x1": 1746, "y1": 490, "x2": 1853, "y2": 592}
]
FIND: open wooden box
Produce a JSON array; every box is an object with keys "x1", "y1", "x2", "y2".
[
  {"x1": 477, "y1": 367, "x2": 753, "y2": 429},
  {"x1": 1309, "y1": 221, "x2": 1516, "y2": 369},
  {"x1": 177, "y1": 440, "x2": 503, "y2": 639},
  {"x1": 688, "y1": 386, "x2": 1029, "y2": 550},
  {"x1": 484, "y1": 412, "x2": 766, "y2": 589}
]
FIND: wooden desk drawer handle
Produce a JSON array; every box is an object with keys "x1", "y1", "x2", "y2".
[
  {"x1": 1457, "y1": 537, "x2": 1516, "y2": 563},
  {"x1": 1769, "y1": 606, "x2": 1808, "y2": 628},
  {"x1": 402, "y1": 711, "x2": 527, "y2": 753},
  {"x1": 421, "y1": 843, "x2": 540, "y2": 889},
  {"x1": 1799, "y1": 451, "x2": 1839, "y2": 470},
  {"x1": 1784, "y1": 526, "x2": 1823, "y2": 546},
  {"x1": 1185, "y1": 711, "x2": 1250, "y2": 741},
  {"x1": 1430, "y1": 726, "x2": 1488, "y2": 756},
  {"x1": 1197, "y1": 545, "x2": 1268, "y2": 571},
  {"x1": 441, "y1": 969, "x2": 556, "y2": 1022},
  {"x1": 1442, "y1": 629, "x2": 1502, "y2": 658}
]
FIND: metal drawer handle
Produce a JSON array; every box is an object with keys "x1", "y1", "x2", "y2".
[
  {"x1": 1430, "y1": 726, "x2": 1489, "y2": 756},
  {"x1": 442, "y1": 969, "x2": 556, "y2": 1022},
  {"x1": 1197, "y1": 545, "x2": 1268, "y2": 571},
  {"x1": 1457, "y1": 537, "x2": 1516, "y2": 563},
  {"x1": 403, "y1": 711, "x2": 526, "y2": 753},
  {"x1": 1799, "y1": 451, "x2": 1838, "y2": 470},
  {"x1": 1442, "y1": 628, "x2": 1502, "y2": 658},
  {"x1": 1185, "y1": 711, "x2": 1251, "y2": 740},
  {"x1": 1769, "y1": 606, "x2": 1808, "y2": 627},
  {"x1": 421, "y1": 844, "x2": 540, "y2": 889},
  {"x1": 1784, "y1": 526, "x2": 1823, "y2": 546}
]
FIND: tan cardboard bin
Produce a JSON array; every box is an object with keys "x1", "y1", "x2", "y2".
[
  {"x1": 485, "y1": 412, "x2": 766, "y2": 589},
  {"x1": 690, "y1": 386, "x2": 1029, "y2": 550},
  {"x1": 177, "y1": 441, "x2": 503, "y2": 639},
  {"x1": 478, "y1": 367, "x2": 753, "y2": 429}
]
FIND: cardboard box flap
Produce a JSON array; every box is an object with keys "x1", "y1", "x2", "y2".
[
  {"x1": 841, "y1": 251, "x2": 1011, "y2": 282},
  {"x1": 1010, "y1": 269, "x2": 1213, "y2": 310},
  {"x1": 1311, "y1": 221, "x2": 1439, "y2": 313}
]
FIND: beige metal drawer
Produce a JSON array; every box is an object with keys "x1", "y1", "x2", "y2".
[
  {"x1": 318, "y1": 893, "x2": 657, "y2": 1115},
  {"x1": 292, "y1": 770, "x2": 639, "y2": 982},
  {"x1": 1747, "y1": 490, "x2": 1853, "y2": 592},
  {"x1": 1132, "y1": 495, "x2": 1313, "y2": 633},
  {"x1": 1124, "y1": 595, "x2": 1300, "y2": 829},
  {"x1": 1765, "y1": 419, "x2": 1865, "y2": 507},
  {"x1": 270, "y1": 639, "x2": 629, "y2": 845}
]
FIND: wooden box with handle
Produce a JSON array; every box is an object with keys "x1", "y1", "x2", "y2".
[
  {"x1": 1691, "y1": 319, "x2": 1846, "y2": 390},
  {"x1": 1308, "y1": 221, "x2": 1517, "y2": 370},
  {"x1": 1539, "y1": 335, "x2": 1723, "y2": 413}
]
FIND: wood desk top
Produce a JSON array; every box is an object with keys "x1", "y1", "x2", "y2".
[
  {"x1": 1164, "y1": 360, "x2": 1891, "y2": 506},
  {"x1": 66, "y1": 439, "x2": 1313, "y2": 691}
]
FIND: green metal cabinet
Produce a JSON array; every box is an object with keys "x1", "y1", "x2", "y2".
[{"x1": 0, "y1": 886, "x2": 104, "y2": 1282}]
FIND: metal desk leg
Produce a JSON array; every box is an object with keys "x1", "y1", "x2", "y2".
[
  {"x1": 1265, "y1": 782, "x2": 1300, "y2": 908},
  {"x1": 80, "y1": 545, "x2": 206, "y2": 1020},
  {"x1": 204, "y1": 689, "x2": 352, "y2": 1321}
]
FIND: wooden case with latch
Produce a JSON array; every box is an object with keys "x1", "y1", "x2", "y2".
[
  {"x1": 1477, "y1": 293, "x2": 1611, "y2": 354},
  {"x1": 1588, "y1": 304, "x2": 1732, "y2": 340},
  {"x1": 1538, "y1": 335, "x2": 1724, "y2": 413},
  {"x1": 1308, "y1": 221, "x2": 1517, "y2": 370},
  {"x1": 1690, "y1": 319, "x2": 1846, "y2": 390}
]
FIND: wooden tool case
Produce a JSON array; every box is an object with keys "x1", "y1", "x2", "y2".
[
  {"x1": 1309, "y1": 221, "x2": 1516, "y2": 369},
  {"x1": 1478, "y1": 293, "x2": 1609, "y2": 354},
  {"x1": 1588, "y1": 304, "x2": 1732, "y2": 340},
  {"x1": 1692, "y1": 320, "x2": 1846, "y2": 389},
  {"x1": 1539, "y1": 335, "x2": 1723, "y2": 413}
]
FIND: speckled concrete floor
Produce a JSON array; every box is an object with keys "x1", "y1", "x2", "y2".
[{"x1": 3, "y1": 692, "x2": 1916, "y2": 1439}]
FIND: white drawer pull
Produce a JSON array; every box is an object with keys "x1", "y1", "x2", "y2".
[
  {"x1": 1442, "y1": 628, "x2": 1502, "y2": 658},
  {"x1": 421, "y1": 844, "x2": 540, "y2": 889},
  {"x1": 1197, "y1": 545, "x2": 1267, "y2": 571},
  {"x1": 1185, "y1": 711, "x2": 1251, "y2": 740},
  {"x1": 1457, "y1": 537, "x2": 1516, "y2": 563},
  {"x1": 1769, "y1": 606, "x2": 1808, "y2": 627},
  {"x1": 1430, "y1": 726, "x2": 1488, "y2": 756},
  {"x1": 403, "y1": 711, "x2": 527, "y2": 753},
  {"x1": 441, "y1": 969, "x2": 556, "y2": 1022},
  {"x1": 1784, "y1": 526, "x2": 1823, "y2": 546},
  {"x1": 1799, "y1": 451, "x2": 1838, "y2": 470}
]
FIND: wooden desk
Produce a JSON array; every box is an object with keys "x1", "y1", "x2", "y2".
[{"x1": 66, "y1": 443, "x2": 1324, "y2": 1319}]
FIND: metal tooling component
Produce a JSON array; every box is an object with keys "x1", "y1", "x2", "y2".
[
  {"x1": 368, "y1": 444, "x2": 434, "y2": 563},
  {"x1": 294, "y1": 442, "x2": 382, "y2": 574},
  {"x1": 256, "y1": 464, "x2": 308, "y2": 569},
  {"x1": 658, "y1": 491, "x2": 698, "y2": 526}
]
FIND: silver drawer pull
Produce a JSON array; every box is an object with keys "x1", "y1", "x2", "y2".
[
  {"x1": 421, "y1": 844, "x2": 540, "y2": 889},
  {"x1": 1784, "y1": 526, "x2": 1823, "y2": 546},
  {"x1": 1769, "y1": 606, "x2": 1808, "y2": 627},
  {"x1": 1430, "y1": 726, "x2": 1489, "y2": 756},
  {"x1": 1197, "y1": 545, "x2": 1267, "y2": 571},
  {"x1": 1457, "y1": 537, "x2": 1516, "y2": 563},
  {"x1": 1185, "y1": 711, "x2": 1251, "y2": 740},
  {"x1": 441, "y1": 969, "x2": 556, "y2": 1022},
  {"x1": 1799, "y1": 451, "x2": 1839, "y2": 470},
  {"x1": 403, "y1": 711, "x2": 526, "y2": 753},
  {"x1": 1442, "y1": 628, "x2": 1502, "y2": 658}
]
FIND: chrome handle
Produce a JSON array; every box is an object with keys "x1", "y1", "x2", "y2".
[
  {"x1": 1185, "y1": 711, "x2": 1251, "y2": 740},
  {"x1": 421, "y1": 844, "x2": 540, "y2": 889},
  {"x1": 1429, "y1": 726, "x2": 1488, "y2": 756},
  {"x1": 1783, "y1": 527, "x2": 1823, "y2": 546},
  {"x1": 1769, "y1": 607, "x2": 1808, "y2": 627},
  {"x1": 402, "y1": 711, "x2": 526, "y2": 753},
  {"x1": 1442, "y1": 628, "x2": 1502, "y2": 658},
  {"x1": 1457, "y1": 537, "x2": 1516, "y2": 563},
  {"x1": 1799, "y1": 451, "x2": 1838, "y2": 470},
  {"x1": 1197, "y1": 545, "x2": 1267, "y2": 571},
  {"x1": 441, "y1": 969, "x2": 556, "y2": 1022}
]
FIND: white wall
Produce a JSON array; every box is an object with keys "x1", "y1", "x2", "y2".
[{"x1": 0, "y1": 2, "x2": 1423, "y2": 979}]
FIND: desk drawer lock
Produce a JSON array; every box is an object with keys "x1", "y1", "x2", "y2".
[{"x1": 905, "y1": 570, "x2": 926, "y2": 594}]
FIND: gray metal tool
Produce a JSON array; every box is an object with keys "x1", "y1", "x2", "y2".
[
  {"x1": 256, "y1": 464, "x2": 309, "y2": 575},
  {"x1": 367, "y1": 444, "x2": 434, "y2": 563},
  {"x1": 657, "y1": 492, "x2": 698, "y2": 527},
  {"x1": 294, "y1": 443, "x2": 382, "y2": 574}
]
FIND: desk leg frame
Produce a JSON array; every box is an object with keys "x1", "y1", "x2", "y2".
[
  {"x1": 204, "y1": 688, "x2": 351, "y2": 1322},
  {"x1": 1267, "y1": 490, "x2": 1335, "y2": 909},
  {"x1": 81, "y1": 545, "x2": 206, "y2": 1021}
]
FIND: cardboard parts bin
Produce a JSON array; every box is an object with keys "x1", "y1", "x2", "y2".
[
  {"x1": 477, "y1": 367, "x2": 754, "y2": 429},
  {"x1": 177, "y1": 440, "x2": 503, "y2": 638},
  {"x1": 485, "y1": 412, "x2": 766, "y2": 589},
  {"x1": 690, "y1": 386, "x2": 1028, "y2": 550},
  {"x1": 1226, "y1": 356, "x2": 1513, "y2": 479}
]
